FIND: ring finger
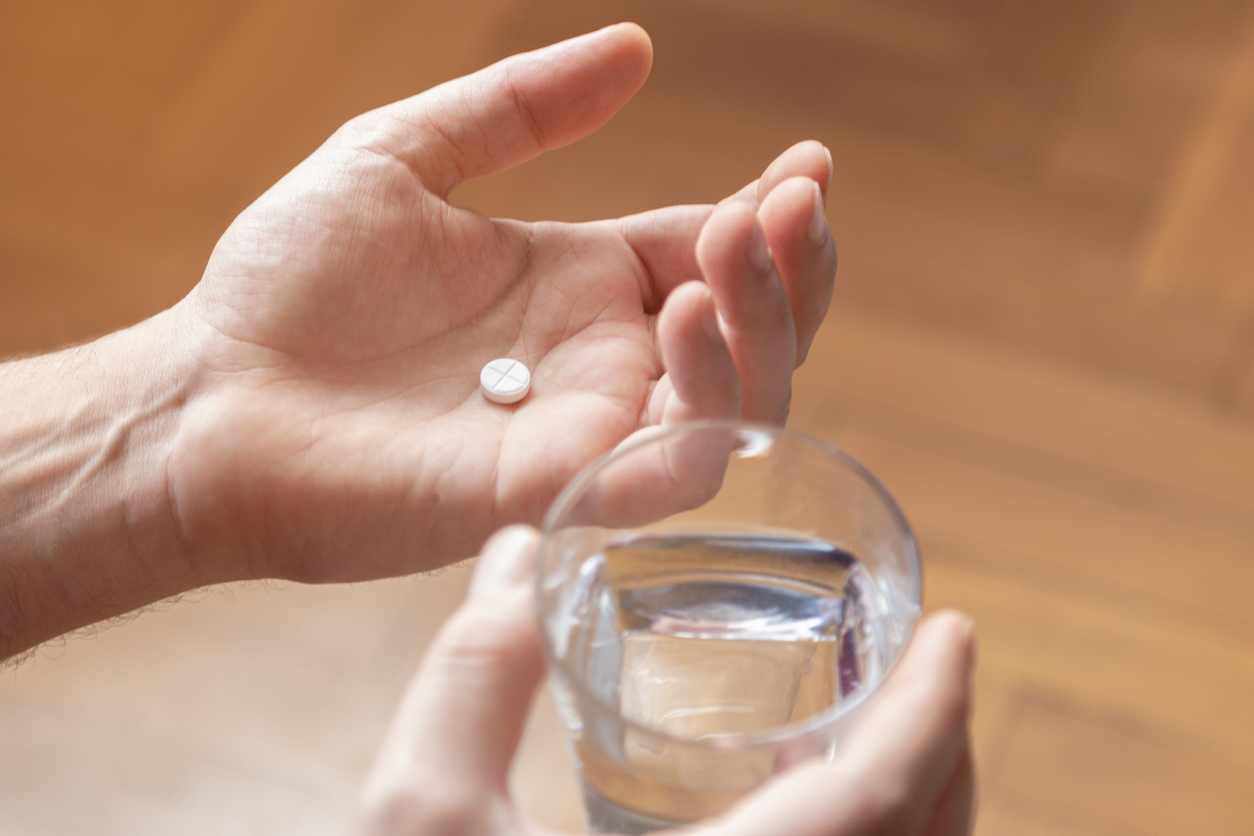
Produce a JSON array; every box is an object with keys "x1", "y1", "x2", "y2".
[{"x1": 696, "y1": 201, "x2": 797, "y2": 423}]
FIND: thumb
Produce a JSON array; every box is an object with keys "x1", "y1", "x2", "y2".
[
  {"x1": 695, "y1": 611, "x2": 976, "y2": 836},
  {"x1": 349, "y1": 23, "x2": 653, "y2": 197},
  {"x1": 359, "y1": 527, "x2": 545, "y2": 826}
]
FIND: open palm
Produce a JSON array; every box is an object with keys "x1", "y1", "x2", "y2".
[{"x1": 167, "y1": 24, "x2": 836, "y2": 584}]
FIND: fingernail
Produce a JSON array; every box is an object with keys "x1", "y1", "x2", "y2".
[
  {"x1": 699, "y1": 288, "x2": 723, "y2": 343},
  {"x1": 469, "y1": 526, "x2": 537, "y2": 597},
  {"x1": 747, "y1": 220, "x2": 773, "y2": 274},
  {"x1": 807, "y1": 181, "x2": 828, "y2": 247},
  {"x1": 822, "y1": 146, "x2": 833, "y2": 197},
  {"x1": 963, "y1": 614, "x2": 978, "y2": 644}
]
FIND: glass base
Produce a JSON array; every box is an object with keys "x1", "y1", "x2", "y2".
[{"x1": 583, "y1": 788, "x2": 679, "y2": 834}]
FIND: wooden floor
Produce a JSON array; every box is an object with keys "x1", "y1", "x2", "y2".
[{"x1": 4, "y1": 1, "x2": 1254, "y2": 833}]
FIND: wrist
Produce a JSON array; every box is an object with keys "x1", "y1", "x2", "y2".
[{"x1": 0, "y1": 307, "x2": 207, "y2": 658}]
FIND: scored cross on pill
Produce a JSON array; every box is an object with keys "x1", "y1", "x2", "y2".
[{"x1": 479, "y1": 358, "x2": 531, "y2": 404}]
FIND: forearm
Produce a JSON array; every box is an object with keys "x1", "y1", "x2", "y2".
[{"x1": 0, "y1": 310, "x2": 204, "y2": 659}]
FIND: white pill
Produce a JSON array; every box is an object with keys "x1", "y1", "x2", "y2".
[{"x1": 480, "y1": 358, "x2": 531, "y2": 404}]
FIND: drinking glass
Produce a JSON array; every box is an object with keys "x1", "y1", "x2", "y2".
[{"x1": 535, "y1": 421, "x2": 922, "y2": 833}]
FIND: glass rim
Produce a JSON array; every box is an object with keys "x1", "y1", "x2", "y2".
[{"x1": 535, "y1": 419, "x2": 923, "y2": 749}]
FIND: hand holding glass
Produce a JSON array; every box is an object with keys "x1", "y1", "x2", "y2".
[{"x1": 536, "y1": 421, "x2": 922, "y2": 833}]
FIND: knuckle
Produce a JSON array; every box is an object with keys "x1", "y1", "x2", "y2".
[
  {"x1": 500, "y1": 66, "x2": 547, "y2": 150},
  {"x1": 332, "y1": 111, "x2": 388, "y2": 150}
]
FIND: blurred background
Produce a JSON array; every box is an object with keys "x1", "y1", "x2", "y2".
[{"x1": 2, "y1": 1, "x2": 1253, "y2": 833}]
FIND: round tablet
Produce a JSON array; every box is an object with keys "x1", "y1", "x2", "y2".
[{"x1": 480, "y1": 358, "x2": 531, "y2": 404}]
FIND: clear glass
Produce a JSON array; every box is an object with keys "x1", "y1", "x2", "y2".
[{"x1": 536, "y1": 421, "x2": 922, "y2": 833}]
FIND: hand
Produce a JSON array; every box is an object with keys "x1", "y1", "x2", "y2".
[
  {"x1": 357, "y1": 528, "x2": 976, "y2": 836},
  {"x1": 165, "y1": 23, "x2": 837, "y2": 584}
]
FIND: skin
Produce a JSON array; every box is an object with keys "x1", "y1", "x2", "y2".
[{"x1": 359, "y1": 528, "x2": 976, "y2": 836}]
